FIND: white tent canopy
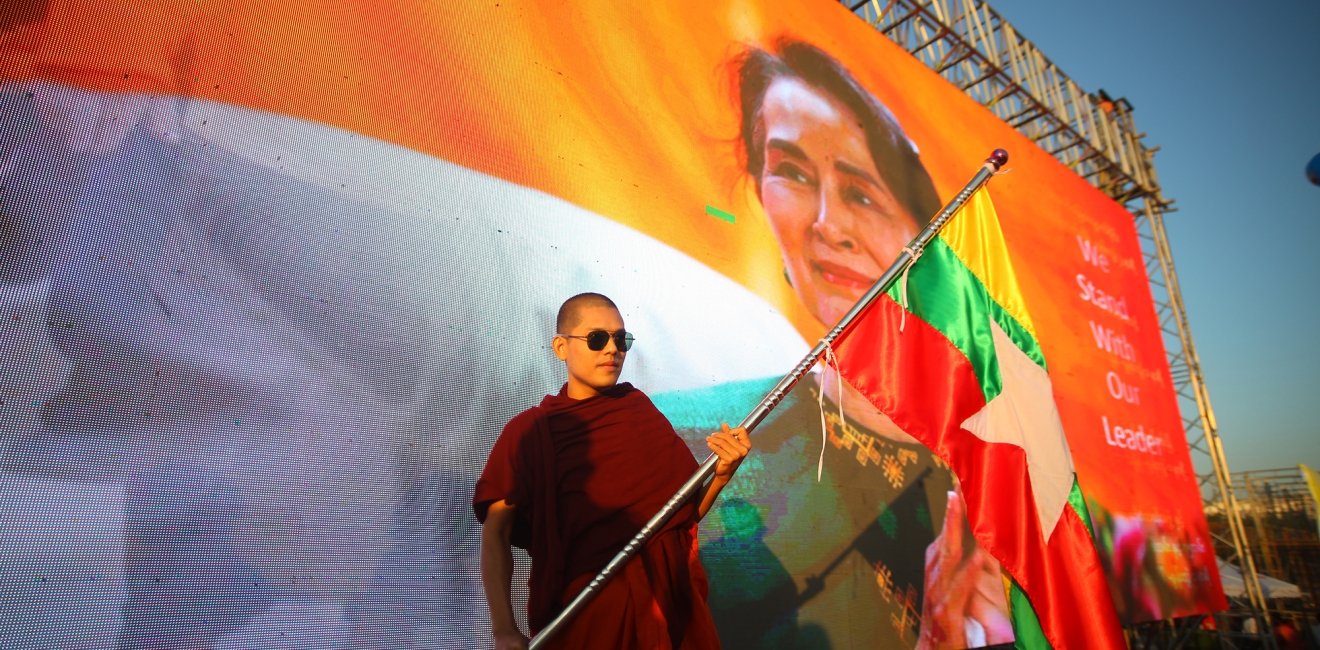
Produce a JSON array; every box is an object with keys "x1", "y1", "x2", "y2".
[{"x1": 1218, "y1": 559, "x2": 1304, "y2": 599}]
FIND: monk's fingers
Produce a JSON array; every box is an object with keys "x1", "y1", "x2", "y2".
[
  {"x1": 722, "y1": 437, "x2": 750, "y2": 457},
  {"x1": 726, "y1": 435, "x2": 751, "y2": 457},
  {"x1": 712, "y1": 424, "x2": 736, "y2": 439},
  {"x1": 705, "y1": 434, "x2": 728, "y2": 454},
  {"x1": 729, "y1": 426, "x2": 751, "y2": 448},
  {"x1": 705, "y1": 435, "x2": 742, "y2": 460},
  {"x1": 717, "y1": 425, "x2": 751, "y2": 453},
  {"x1": 707, "y1": 429, "x2": 751, "y2": 454}
]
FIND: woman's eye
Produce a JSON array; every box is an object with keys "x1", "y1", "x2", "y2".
[
  {"x1": 771, "y1": 161, "x2": 812, "y2": 185},
  {"x1": 844, "y1": 185, "x2": 875, "y2": 207}
]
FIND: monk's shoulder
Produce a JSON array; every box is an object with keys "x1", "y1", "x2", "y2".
[
  {"x1": 498, "y1": 404, "x2": 548, "y2": 442},
  {"x1": 507, "y1": 403, "x2": 547, "y2": 426}
]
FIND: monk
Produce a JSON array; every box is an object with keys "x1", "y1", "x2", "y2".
[{"x1": 474, "y1": 292, "x2": 750, "y2": 649}]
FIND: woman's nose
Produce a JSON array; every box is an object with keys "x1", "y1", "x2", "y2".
[{"x1": 812, "y1": 192, "x2": 858, "y2": 250}]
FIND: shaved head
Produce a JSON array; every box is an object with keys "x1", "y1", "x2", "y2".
[{"x1": 556, "y1": 292, "x2": 619, "y2": 333}]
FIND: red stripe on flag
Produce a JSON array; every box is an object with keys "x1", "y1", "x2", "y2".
[
  {"x1": 834, "y1": 297, "x2": 987, "y2": 460},
  {"x1": 949, "y1": 427, "x2": 1126, "y2": 649},
  {"x1": 836, "y1": 297, "x2": 1124, "y2": 649}
]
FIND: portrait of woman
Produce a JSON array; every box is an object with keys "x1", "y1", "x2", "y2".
[{"x1": 654, "y1": 39, "x2": 1013, "y2": 649}]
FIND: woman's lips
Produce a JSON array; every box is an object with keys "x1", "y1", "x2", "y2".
[{"x1": 813, "y1": 259, "x2": 876, "y2": 290}]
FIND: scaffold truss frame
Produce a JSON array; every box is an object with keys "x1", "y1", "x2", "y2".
[{"x1": 839, "y1": 0, "x2": 1276, "y2": 647}]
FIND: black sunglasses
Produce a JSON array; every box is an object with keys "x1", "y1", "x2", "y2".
[{"x1": 558, "y1": 329, "x2": 635, "y2": 352}]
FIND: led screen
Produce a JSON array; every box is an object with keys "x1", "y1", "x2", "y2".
[{"x1": 0, "y1": 0, "x2": 1223, "y2": 647}]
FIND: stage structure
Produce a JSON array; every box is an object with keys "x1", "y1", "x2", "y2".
[
  {"x1": 1232, "y1": 467, "x2": 1320, "y2": 606},
  {"x1": 842, "y1": 0, "x2": 1275, "y2": 645}
]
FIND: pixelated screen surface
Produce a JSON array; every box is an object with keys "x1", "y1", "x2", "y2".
[{"x1": 0, "y1": 0, "x2": 1221, "y2": 647}]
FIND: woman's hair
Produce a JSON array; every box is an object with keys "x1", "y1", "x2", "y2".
[{"x1": 734, "y1": 39, "x2": 941, "y2": 225}]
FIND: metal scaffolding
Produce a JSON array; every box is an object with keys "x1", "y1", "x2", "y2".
[
  {"x1": 1233, "y1": 467, "x2": 1320, "y2": 604},
  {"x1": 840, "y1": 0, "x2": 1276, "y2": 646}
]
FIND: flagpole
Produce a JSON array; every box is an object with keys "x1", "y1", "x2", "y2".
[{"x1": 528, "y1": 148, "x2": 1008, "y2": 649}]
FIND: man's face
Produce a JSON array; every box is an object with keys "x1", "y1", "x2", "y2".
[{"x1": 553, "y1": 304, "x2": 627, "y2": 399}]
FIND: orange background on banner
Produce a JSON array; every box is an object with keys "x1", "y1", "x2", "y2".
[{"x1": 4, "y1": 0, "x2": 1220, "y2": 617}]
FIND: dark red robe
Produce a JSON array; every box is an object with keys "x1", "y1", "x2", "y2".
[{"x1": 473, "y1": 383, "x2": 719, "y2": 648}]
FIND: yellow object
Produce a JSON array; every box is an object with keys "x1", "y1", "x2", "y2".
[{"x1": 1301, "y1": 464, "x2": 1320, "y2": 537}]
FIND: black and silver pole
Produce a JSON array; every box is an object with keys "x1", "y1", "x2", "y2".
[{"x1": 528, "y1": 148, "x2": 1009, "y2": 649}]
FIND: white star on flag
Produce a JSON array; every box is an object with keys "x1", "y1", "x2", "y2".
[{"x1": 960, "y1": 319, "x2": 1075, "y2": 540}]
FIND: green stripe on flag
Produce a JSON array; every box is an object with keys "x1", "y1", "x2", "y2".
[
  {"x1": 886, "y1": 238, "x2": 1047, "y2": 403},
  {"x1": 1069, "y1": 480, "x2": 1098, "y2": 537},
  {"x1": 1011, "y1": 579, "x2": 1052, "y2": 650},
  {"x1": 1010, "y1": 481, "x2": 1097, "y2": 650}
]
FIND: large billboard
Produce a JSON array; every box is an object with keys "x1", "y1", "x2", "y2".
[{"x1": 0, "y1": 0, "x2": 1223, "y2": 647}]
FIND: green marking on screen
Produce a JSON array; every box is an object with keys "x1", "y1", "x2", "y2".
[{"x1": 705, "y1": 205, "x2": 736, "y2": 223}]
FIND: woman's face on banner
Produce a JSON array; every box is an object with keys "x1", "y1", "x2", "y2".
[{"x1": 757, "y1": 77, "x2": 920, "y2": 326}]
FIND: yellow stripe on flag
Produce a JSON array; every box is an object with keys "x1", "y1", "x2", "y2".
[{"x1": 938, "y1": 189, "x2": 1039, "y2": 342}]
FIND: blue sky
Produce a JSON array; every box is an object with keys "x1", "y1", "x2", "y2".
[{"x1": 986, "y1": 0, "x2": 1320, "y2": 473}]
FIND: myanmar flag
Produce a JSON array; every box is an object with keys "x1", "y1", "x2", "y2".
[{"x1": 833, "y1": 187, "x2": 1125, "y2": 649}]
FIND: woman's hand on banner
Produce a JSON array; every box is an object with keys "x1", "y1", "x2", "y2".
[{"x1": 916, "y1": 489, "x2": 1013, "y2": 649}]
